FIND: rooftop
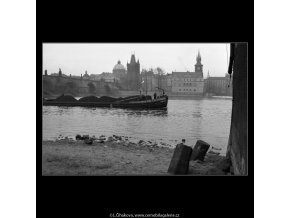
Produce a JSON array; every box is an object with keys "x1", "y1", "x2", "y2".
[
  {"x1": 113, "y1": 60, "x2": 126, "y2": 71},
  {"x1": 172, "y1": 71, "x2": 203, "y2": 78}
]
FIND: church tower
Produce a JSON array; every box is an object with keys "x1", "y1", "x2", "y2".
[
  {"x1": 127, "y1": 54, "x2": 140, "y2": 90},
  {"x1": 58, "y1": 68, "x2": 62, "y2": 76},
  {"x1": 195, "y1": 50, "x2": 203, "y2": 73}
]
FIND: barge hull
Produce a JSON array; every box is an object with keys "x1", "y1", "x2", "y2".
[{"x1": 43, "y1": 99, "x2": 168, "y2": 109}]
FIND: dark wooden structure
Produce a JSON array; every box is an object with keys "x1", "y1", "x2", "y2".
[
  {"x1": 43, "y1": 95, "x2": 168, "y2": 109},
  {"x1": 190, "y1": 140, "x2": 210, "y2": 161},
  {"x1": 226, "y1": 43, "x2": 248, "y2": 175},
  {"x1": 168, "y1": 144, "x2": 192, "y2": 175}
]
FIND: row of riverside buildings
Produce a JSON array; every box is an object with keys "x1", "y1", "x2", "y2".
[{"x1": 44, "y1": 51, "x2": 232, "y2": 96}]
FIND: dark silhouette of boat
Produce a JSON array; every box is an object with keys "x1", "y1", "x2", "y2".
[{"x1": 43, "y1": 94, "x2": 168, "y2": 109}]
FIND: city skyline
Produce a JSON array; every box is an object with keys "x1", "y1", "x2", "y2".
[{"x1": 43, "y1": 43, "x2": 230, "y2": 77}]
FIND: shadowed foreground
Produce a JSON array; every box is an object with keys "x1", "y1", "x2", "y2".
[
  {"x1": 42, "y1": 140, "x2": 173, "y2": 175},
  {"x1": 42, "y1": 139, "x2": 229, "y2": 175}
]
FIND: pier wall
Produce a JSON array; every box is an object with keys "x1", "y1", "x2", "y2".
[{"x1": 226, "y1": 43, "x2": 248, "y2": 175}]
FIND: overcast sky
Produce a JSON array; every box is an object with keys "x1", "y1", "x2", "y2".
[{"x1": 43, "y1": 43, "x2": 230, "y2": 77}]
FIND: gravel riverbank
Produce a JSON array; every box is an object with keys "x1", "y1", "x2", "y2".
[
  {"x1": 42, "y1": 135, "x2": 231, "y2": 176},
  {"x1": 42, "y1": 137, "x2": 174, "y2": 175}
]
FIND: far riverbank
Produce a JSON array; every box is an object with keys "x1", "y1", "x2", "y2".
[{"x1": 43, "y1": 91, "x2": 232, "y2": 100}]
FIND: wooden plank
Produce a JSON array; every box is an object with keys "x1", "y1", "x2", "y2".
[{"x1": 168, "y1": 144, "x2": 192, "y2": 175}]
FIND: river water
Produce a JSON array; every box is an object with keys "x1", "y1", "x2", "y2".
[{"x1": 43, "y1": 97, "x2": 232, "y2": 155}]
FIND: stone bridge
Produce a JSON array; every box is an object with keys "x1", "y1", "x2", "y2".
[{"x1": 42, "y1": 75, "x2": 118, "y2": 96}]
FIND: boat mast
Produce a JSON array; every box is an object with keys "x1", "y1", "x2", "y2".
[{"x1": 146, "y1": 71, "x2": 148, "y2": 96}]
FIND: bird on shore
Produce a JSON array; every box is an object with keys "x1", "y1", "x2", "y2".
[{"x1": 211, "y1": 146, "x2": 222, "y2": 151}]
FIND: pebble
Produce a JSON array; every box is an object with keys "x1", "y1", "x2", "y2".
[
  {"x1": 76, "y1": 134, "x2": 82, "y2": 140},
  {"x1": 107, "y1": 137, "x2": 114, "y2": 142},
  {"x1": 59, "y1": 134, "x2": 183, "y2": 154},
  {"x1": 82, "y1": 135, "x2": 89, "y2": 140},
  {"x1": 84, "y1": 138, "x2": 93, "y2": 145},
  {"x1": 114, "y1": 135, "x2": 122, "y2": 140}
]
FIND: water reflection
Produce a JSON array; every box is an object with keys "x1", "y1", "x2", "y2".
[
  {"x1": 123, "y1": 108, "x2": 168, "y2": 117},
  {"x1": 76, "y1": 107, "x2": 169, "y2": 117},
  {"x1": 192, "y1": 111, "x2": 202, "y2": 118}
]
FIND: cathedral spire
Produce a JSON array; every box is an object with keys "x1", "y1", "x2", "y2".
[
  {"x1": 195, "y1": 50, "x2": 203, "y2": 73},
  {"x1": 196, "y1": 50, "x2": 201, "y2": 63},
  {"x1": 130, "y1": 54, "x2": 136, "y2": 64}
]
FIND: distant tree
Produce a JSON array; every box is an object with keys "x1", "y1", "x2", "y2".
[
  {"x1": 114, "y1": 80, "x2": 122, "y2": 89},
  {"x1": 104, "y1": 83, "x2": 111, "y2": 93},
  {"x1": 116, "y1": 77, "x2": 126, "y2": 90},
  {"x1": 155, "y1": 67, "x2": 165, "y2": 75},
  {"x1": 43, "y1": 79, "x2": 54, "y2": 96},
  {"x1": 66, "y1": 81, "x2": 76, "y2": 90},
  {"x1": 43, "y1": 79, "x2": 53, "y2": 92},
  {"x1": 88, "y1": 82, "x2": 96, "y2": 94},
  {"x1": 65, "y1": 81, "x2": 77, "y2": 95},
  {"x1": 55, "y1": 85, "x2": 66, "y2": 94},
  {"x1": 154, "y1": 67, "x2": 165, "y2": 88}
]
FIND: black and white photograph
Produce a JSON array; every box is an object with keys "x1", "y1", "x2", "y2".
[
  {"x1": 9, "y1": 0, "x2": 290, "y2": 216},
  {"x1": 42, "y1": 43, "x2": 247, "y2": 176}
]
